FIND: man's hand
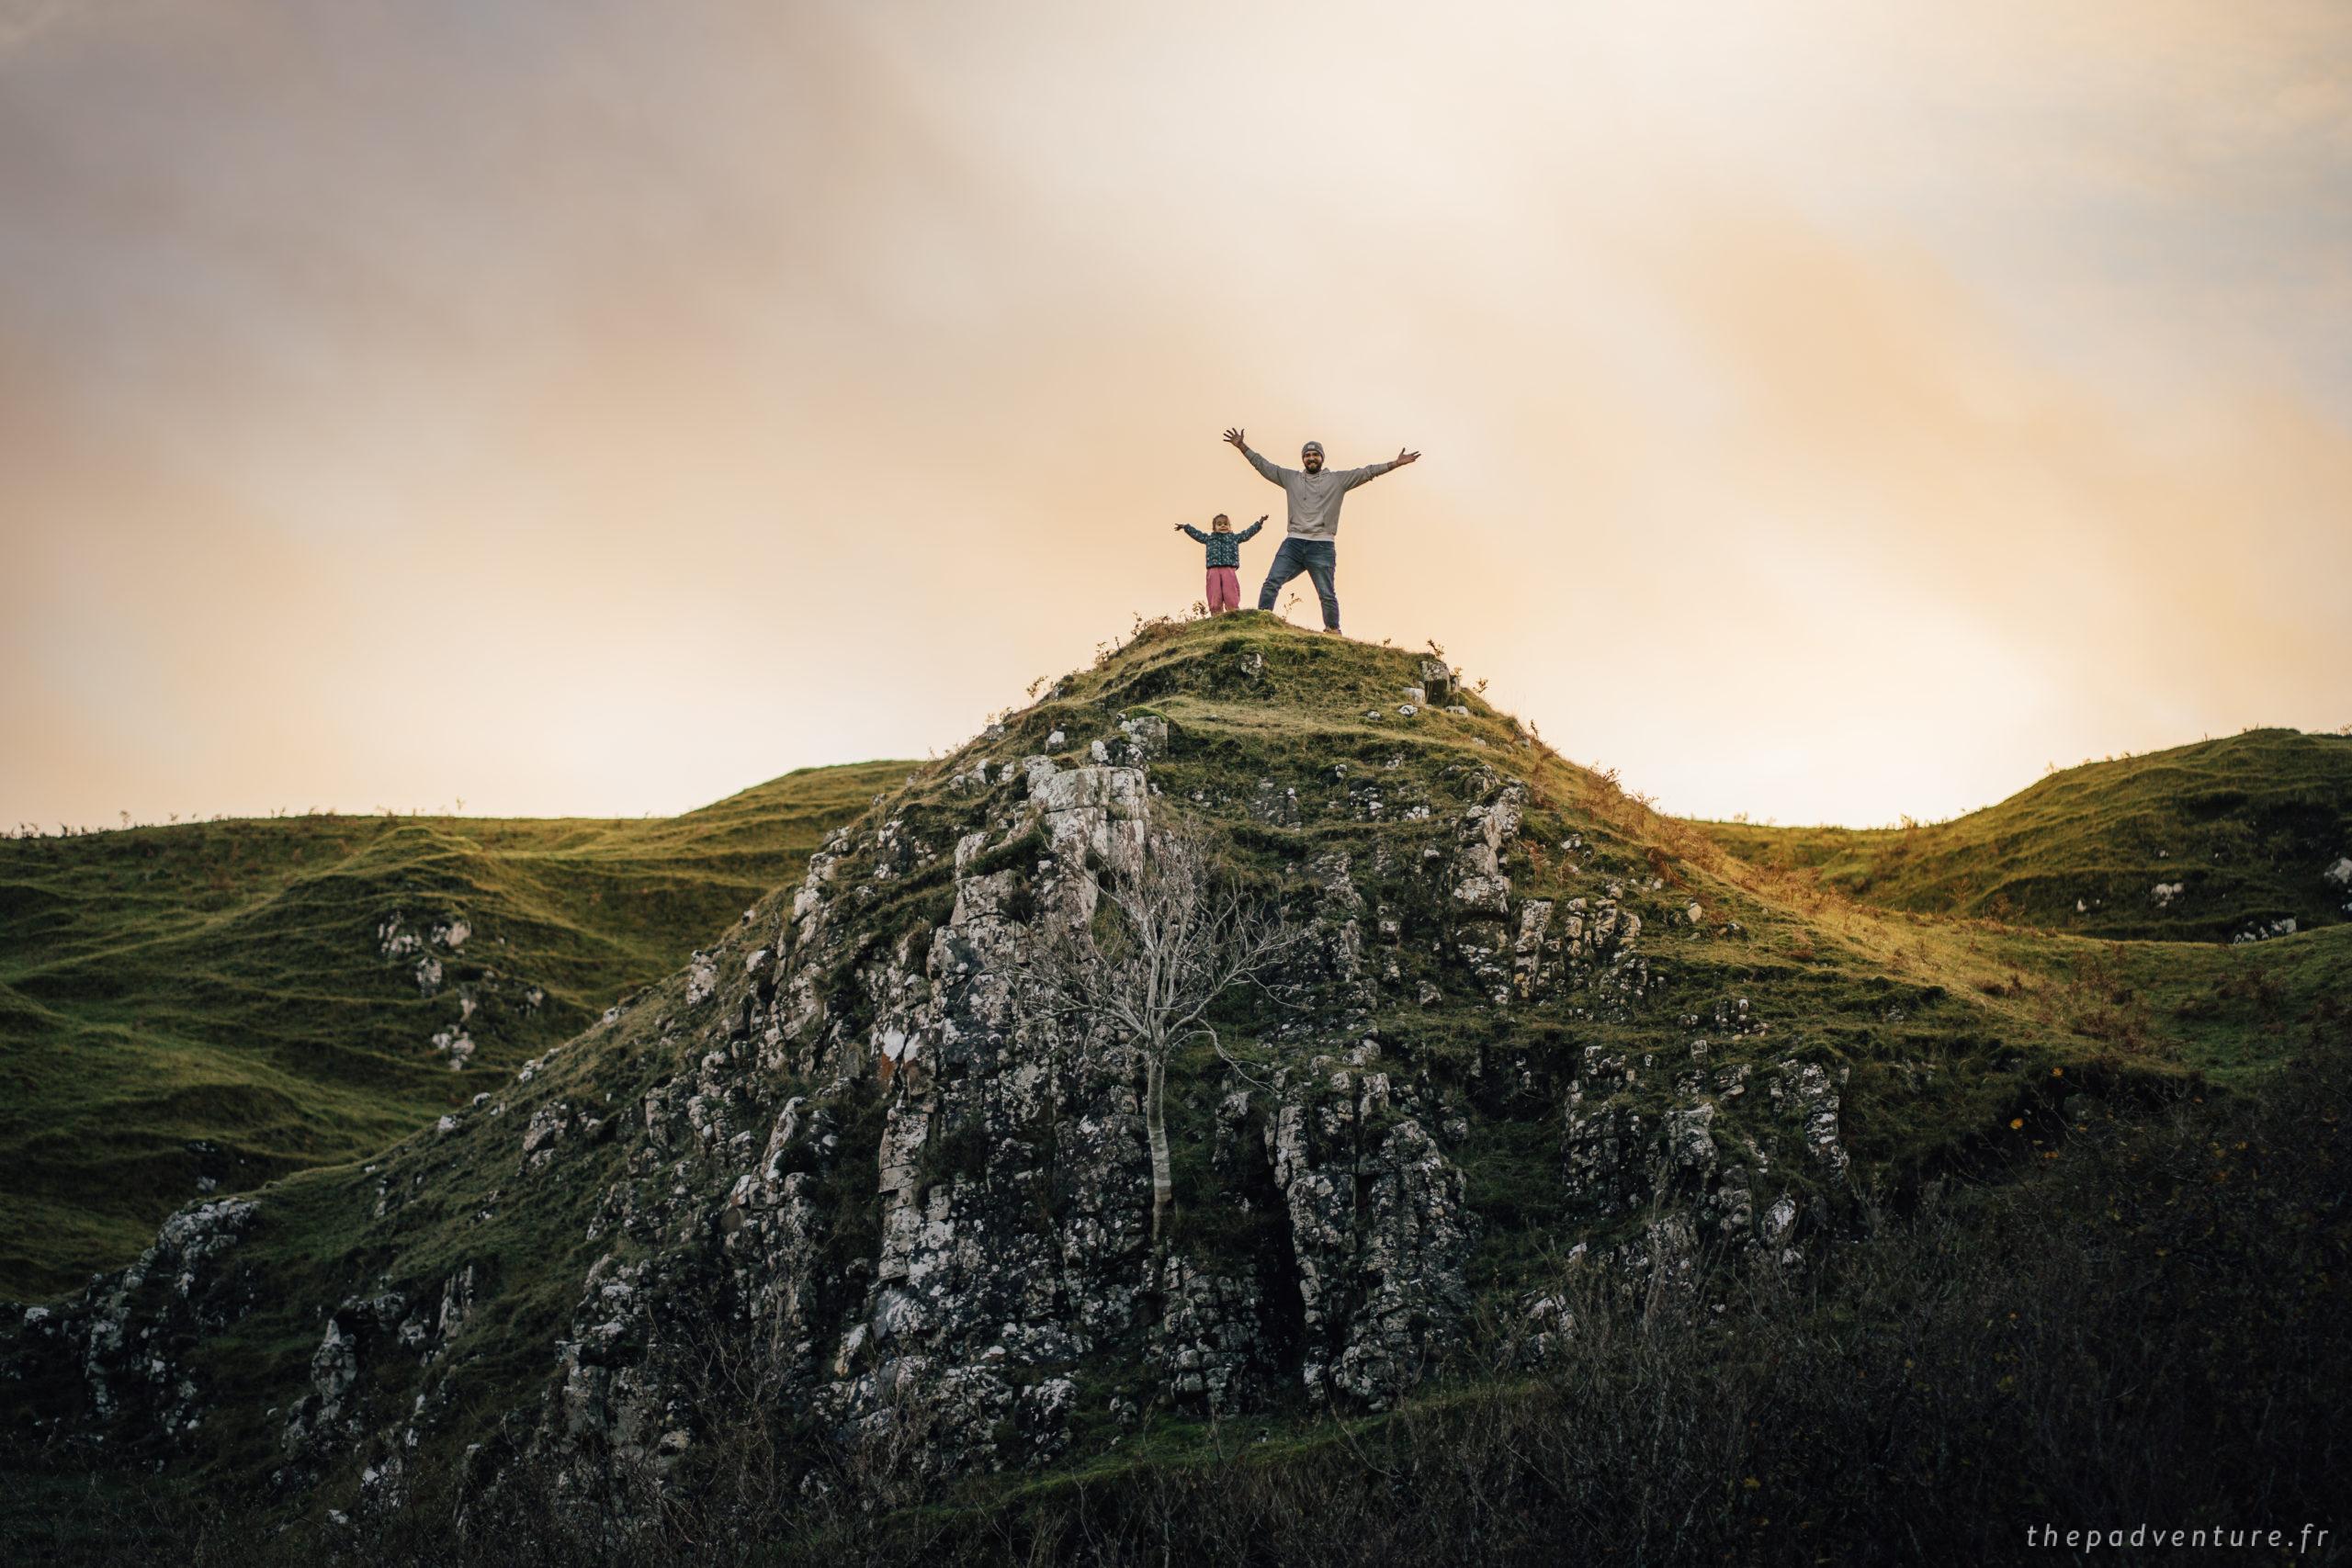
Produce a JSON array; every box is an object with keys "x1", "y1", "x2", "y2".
[
  {"x1": 1223, "y1": 427, "x2": 1248, "y2": 451},
  {"x1": 1393, "y1": 447, "x2": 1421, "y2": 467}
]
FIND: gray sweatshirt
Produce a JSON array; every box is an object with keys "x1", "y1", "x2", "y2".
[{"x1": 1245, "y1": 447, "x2": 1400, "y2": 542}]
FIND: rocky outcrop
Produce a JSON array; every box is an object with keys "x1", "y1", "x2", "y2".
[
  {"x1": 1448, "y1": 776, "x2": 1524, "y2": 915},
  {"x1": 74, "y1": 1198, "x2": 262, "y2": 1437},
  {"x1": 1562, "y1": 1037, "x2": 1849, "y2": 1270},
  {"x1": 3, "y1": 642, "x2": 1867, "y2": 1523},
  {"x1": 1156, "y1": 1258, "x2": 1272, "y2": 1414},
  {"x1": 504, "y1": 745, "x2": 1511, "y2": 1489},
  {"x1": 1262, "y1": 1063, "x2": 1475, "y2": 1407}
]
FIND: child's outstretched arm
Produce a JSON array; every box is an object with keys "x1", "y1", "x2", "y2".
[
  {"x1": 1237, "y1": 516, "x2": 1265, "y2": 541},
  {"x1": 1177, "y1": 523, "x2": 1210, "y2": 542}
]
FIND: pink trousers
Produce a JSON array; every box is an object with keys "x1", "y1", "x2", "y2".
[{"x1": 1206, "y1": 566, "x2": 1240, "y2": 614}]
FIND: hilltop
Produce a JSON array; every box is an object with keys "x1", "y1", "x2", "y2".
[
  {"x1": 4, "y1": 614, "x2": 2346, "y2": 1566},
  {"x1": 1696, "y1": 728, "x2": 2352, "y2": 942},
  {"x1": 0, "y1": 762, "x2": 908, "y2": 1298}
]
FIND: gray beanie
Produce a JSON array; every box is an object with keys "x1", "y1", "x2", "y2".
[{"x1": 1301, "y1": 440, "x2": 1324, "y2": 456}]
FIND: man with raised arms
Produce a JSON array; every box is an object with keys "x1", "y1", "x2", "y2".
[{"x1": 1224, "y1": 427, "x2": 1420, "y2": 636}]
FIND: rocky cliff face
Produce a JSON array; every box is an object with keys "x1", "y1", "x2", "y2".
[{"x1": 4, "y1": 621, "x2": 1866, "y2": 1519}]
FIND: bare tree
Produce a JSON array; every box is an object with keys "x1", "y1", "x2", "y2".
[{"x1": 1032, "y1": 818, "x2": 1300, "y2": 1253}]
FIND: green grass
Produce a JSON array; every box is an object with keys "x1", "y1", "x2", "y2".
[
  {"x1": 7, "y1": 611, "x2": 2350, "y2": 1560},
  {"x1": 0, "y1": 761, "x2": 909, "y2": 1298},
  {"x1": 1692, "y1": 728, "x2": 2352, "y2": 941}
]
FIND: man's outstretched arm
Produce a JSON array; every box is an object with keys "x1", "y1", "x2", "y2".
[
  {"x1": 1225, "y1": 426, "x2": 1290, "y2": 487},
  {"x1": 1342, "y1": 446, "x2": 1422, "y2": 490}
]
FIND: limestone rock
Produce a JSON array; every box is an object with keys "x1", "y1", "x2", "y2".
[{"x1": 9, "y1": 643, "x2": 1887, "y2": 1525}]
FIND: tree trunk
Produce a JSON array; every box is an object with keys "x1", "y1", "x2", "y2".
[{"x1": 1145, "y1": 1052, "x2": 1172, "y2": 1249}]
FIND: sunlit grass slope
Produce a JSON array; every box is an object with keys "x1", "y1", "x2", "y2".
[
  {"x1": 1693, "y1": 728, "x2": 2352, "y2": 942},
  {"x1": 0, "y1": 615, "x2": 2342, "y2": 1568},
  {"x1": 0, "y1": 761, "x2": 909, "y2": 1298},
  {"x1": 5, "y1": 615, "x2": 2347, "y2": 1558}
]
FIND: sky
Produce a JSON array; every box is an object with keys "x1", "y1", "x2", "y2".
[{"x1": 4, "y1": 0, "x2": 2347, "y2": 829}]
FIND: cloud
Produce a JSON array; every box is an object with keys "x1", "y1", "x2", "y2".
[
  {"x1": 2, "y1": 0, "x2": 2346, "y2": 827},
  {"x1": 0, "y1": 1, "x2": 72, "y2": 57}
]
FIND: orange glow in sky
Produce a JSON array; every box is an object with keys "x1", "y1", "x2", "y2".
[{"x1": 5, "y1": 0, "x2": 2347, "y2": 828}]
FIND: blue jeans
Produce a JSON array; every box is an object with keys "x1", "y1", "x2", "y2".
[{"x1": 1257, "y1": 537, "x2": 1340, "y2": 629}]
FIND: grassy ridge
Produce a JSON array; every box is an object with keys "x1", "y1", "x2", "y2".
[
  {"x1": 0, "y1": 761, "x2": 909, "y2": 1298},
  {"x1": 1059, "y1": 626, "x2": 2346, "y2": 1165},
  {"x1": 5, "y1": 615, "x2": 2350, "y2": 1563},
  {"x1": 1693, "y1": 728, "x2": 2352, "y2": 941}
]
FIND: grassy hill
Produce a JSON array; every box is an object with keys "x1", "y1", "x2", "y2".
[
  {"x1": 6, "y1": 618, "x2": 2349, "y2": 1566},
  {"x1": 0, "y1": 761, "x2": 909, "y2": 1299},
  {"x1": 1694, "y1": 728, "x2": 2352, "y2": 942}
]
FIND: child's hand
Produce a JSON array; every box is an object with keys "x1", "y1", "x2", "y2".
[
  {"x1": 1172, "y1": 524, "x2": 1185, "y2": 532},
  {"x1": 1256, "y1": 514, "x2": 1268, "y2": 524}
]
